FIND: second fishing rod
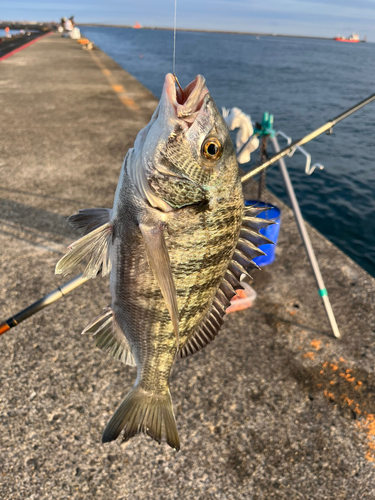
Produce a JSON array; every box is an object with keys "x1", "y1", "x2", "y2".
[{"x1": 241, "y1": 92, "x2": 375, "y2": 185}]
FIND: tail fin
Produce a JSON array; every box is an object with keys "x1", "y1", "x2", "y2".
[{"x1": 102, "y1": 386, "x2": 180, "y2": 451}]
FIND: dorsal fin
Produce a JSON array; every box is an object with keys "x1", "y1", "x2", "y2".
[
  {"x1": 242, "y1": 215, "x2": 275, "y2": 231},
  {"x1": 179, "y1": 205, "x2": 273, "y2": 358},
  {"x1": 232, "y1": 206, "x2": 274, "y2": 278},
  {"x1": 244, "y1": 206, "x2": 271, "y2": 217},
  {"x1": 178, "y1": 273, "x2": 237, "y2": 358}
]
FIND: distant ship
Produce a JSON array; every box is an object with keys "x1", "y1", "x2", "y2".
[
  {"x1": 334, "y1": 33, "x2": 360, "y2": 43},
  {"x1": 133, "y1": 22, "x2": 142, "y2": 29}
]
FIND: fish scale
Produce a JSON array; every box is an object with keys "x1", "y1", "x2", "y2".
[
  {"x1": 56, "y1": 73, "x2": 271, "y2": 450},
  {"x1": 173, "y1": 205, "x2": 243, "y2": 335}
]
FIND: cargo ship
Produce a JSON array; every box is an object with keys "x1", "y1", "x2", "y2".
[{"x1": 334, "y1": 33, "x2": 360, "y2": 43}]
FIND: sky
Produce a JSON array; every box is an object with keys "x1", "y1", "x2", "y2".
[{"x1": 2, "y1": 0, "x2": 375, "y2": 41}]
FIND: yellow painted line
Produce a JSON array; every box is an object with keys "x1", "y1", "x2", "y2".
[
  {"x1": 112, "y1": 84, "x2": 124, "y2": 93},
  {"x1": 111, "y1": 85, "x2": 139, "y2": 110},
  {"x1": 90, "y1": 51, "x2": 106, "y2": 70},
  {"x1": 89, "y1": 51, "x2": 139, "y2": 111},
  {"x1": 119, "y1": 95, "x2": 139, "y2": 111}
]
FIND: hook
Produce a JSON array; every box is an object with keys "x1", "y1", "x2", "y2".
[{"x1": 173, "y1": 73, "x2": 184, "y2": 96}]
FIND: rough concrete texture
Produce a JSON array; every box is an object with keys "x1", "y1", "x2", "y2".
[{"x1": 1, "y1": 34, "x2": 375, "y2": 499}]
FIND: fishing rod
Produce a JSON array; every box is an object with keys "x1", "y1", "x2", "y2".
[
  {"x1": 241, "y1": 92, "x2": 375, "y2": 185},
  {"x1": 0, "y1": 274, "x2": 87, "y2": 336},
  {"x1": 1, "y1": 91, "x2": 375, "y2": 337}
]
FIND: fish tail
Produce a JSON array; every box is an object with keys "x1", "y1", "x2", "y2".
[{"x1": 102, "y1": 386, "x2": 180, "y2": 451}]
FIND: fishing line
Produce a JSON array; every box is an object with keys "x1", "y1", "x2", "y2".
[
  {"x1": 172, "y1": 0, "x2": 184, "y2": 94},
  {"x1": 173, "y1": 0, "x2": 177, "y2": 76}
]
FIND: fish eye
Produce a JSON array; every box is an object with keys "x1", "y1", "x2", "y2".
[{"x1": 202, "y1": 137, "x2": 223, "y2": 161}]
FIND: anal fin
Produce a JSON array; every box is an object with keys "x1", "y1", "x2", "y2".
[{"x1": 82, "y1": 307, "x2": 135, "y2": 366}]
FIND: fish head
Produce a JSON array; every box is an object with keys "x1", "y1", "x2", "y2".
[{"x1": 130, "y1": 73, "x2": 240, "y2": 211}]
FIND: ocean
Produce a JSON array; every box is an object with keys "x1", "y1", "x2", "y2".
[{"x1": 80, "y1": 26, "x2": 375, "y2": 277}]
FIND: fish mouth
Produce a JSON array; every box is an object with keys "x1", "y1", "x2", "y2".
[{"x1": 164, "y1": 73, "x2": 208, "y2": 125}]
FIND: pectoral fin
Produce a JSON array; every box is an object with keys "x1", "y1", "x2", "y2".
[
  {"x1": 55, "y1": 222, "x2": 112, "y2": 279},
  {"x1": 139, "y1": 222, "x2": 179, "y2": 348}
]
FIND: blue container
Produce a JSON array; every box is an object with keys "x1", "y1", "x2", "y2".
[{"x1": 244, "y1": 200, "x2": 281, "y2": 266}]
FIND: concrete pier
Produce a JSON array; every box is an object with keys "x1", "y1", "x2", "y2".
[{"x1": 1, "y1": 34, "x2": 375, "y2": 499}]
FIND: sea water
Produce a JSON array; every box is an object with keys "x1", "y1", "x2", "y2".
[{"x1": 80, "y1": 26, "x2": 375, "y2": 277}]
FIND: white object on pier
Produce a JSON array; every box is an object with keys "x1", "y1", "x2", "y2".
[
  {"x1": 70, "y1": 27, "x2": 81, "y2": 40},
  {"x1": 222, "y1": 107, "x2": 259, "y2": 164}
]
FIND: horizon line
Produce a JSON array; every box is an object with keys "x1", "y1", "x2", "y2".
[
  {"x1": 1, "y1": 21, "x2": 369, "y2": 42},
  {"x1": 78, "y1": 23, "x2": 335, "y2": 40}
]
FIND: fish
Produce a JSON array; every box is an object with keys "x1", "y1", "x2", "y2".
[{"x1": 55, "y1": 73, "x2": 273, "y2": 451}]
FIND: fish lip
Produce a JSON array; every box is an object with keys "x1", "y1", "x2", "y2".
[{"x1": 164, "y1": 73, "x2": 208, "y2": 122}]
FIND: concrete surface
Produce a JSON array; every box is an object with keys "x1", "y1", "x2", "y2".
[{"x1": 0, "y1": 34, "x2": 375, "y2": 500}]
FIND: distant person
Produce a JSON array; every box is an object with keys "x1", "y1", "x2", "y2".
[
  {"x1": 64, "y1": 18, "x2": 73, "y2": 33},
  {"x1": 5, "y1": 27, "x2": 11, "y2": 38}
]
